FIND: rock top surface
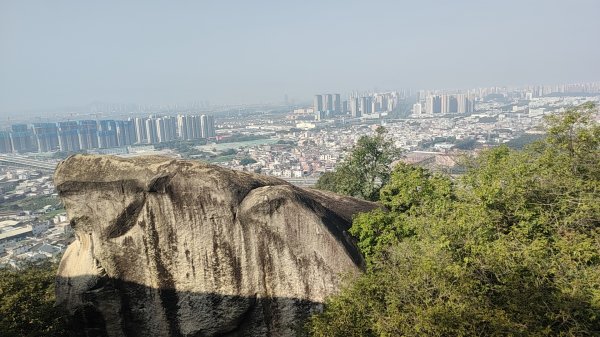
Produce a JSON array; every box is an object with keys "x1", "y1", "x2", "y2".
[{"x1": 55, "y1": 155, "x2": 376, "y2": 337}]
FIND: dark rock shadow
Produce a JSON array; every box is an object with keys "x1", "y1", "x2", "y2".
[{"x1": 57, "y1": 275, "x2": 320, "y2": 337}]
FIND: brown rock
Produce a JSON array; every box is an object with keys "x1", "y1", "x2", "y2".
[{"x1": 54, "y1": 155, "x2": 376, "y2": 337}]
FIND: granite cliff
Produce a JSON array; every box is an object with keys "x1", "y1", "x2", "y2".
[{"x1": 54, "y1": 155, "x2": 377, "y2": 337}]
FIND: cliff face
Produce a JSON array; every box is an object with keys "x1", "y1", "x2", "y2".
[{"x1": 54, "y1": 155, "x2": 376, "y2": 337}]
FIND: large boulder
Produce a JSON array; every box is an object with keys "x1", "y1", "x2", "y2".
[{"x1": 54, "y1": 155, "x2": 376, "y2": 337}]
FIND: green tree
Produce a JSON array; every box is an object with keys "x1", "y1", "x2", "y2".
[
  {"x1": 308, "y1": 103, "x2": 600, "y2": 336},
  {"x1": 0, "y1": 261, "x2": 68, "y2": 337},
  {"x1": 313, "y1": 171, "x2": 339, "y2": 192},
  {"x1": 315, "y1": 127, "x2": 400, "y2": 201},
  {"x1": 239, "y1": 157, "x2": 257, "y2": 166},
  {"x1": 350, "y1": 163, "x2": 453, "y2": 263}
]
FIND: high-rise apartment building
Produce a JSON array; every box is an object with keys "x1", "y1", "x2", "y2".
[
  {"x1": 177, "y1": 115, "x2": 188, "y2": 140},
  {"x1": 191, "y1": 115, "x2": 201, "y2": 139},
  {"x1": 360, "y1": 97, "x2": 371, "y2": 115},
  {"x1": 0, "y1": 132, "x2": 12, "y2": 153},
  {"x1": 10, "y1": 124, "x2": 36, "y2": 153},
  {"x1": 163, "y1": 116, "x2": 177, "y2": 142},
  {"x1": 208, "y1": 115, "x2": 216, "y2": 137},
  {"x1": 350, "y1": 98, "x2": 360, "y2": 117},
  {"x1": 313, "y1": 93, "x2": 343, "y2": 117},
  {"x1": 116, "y1": 120, "x2": 135, "y2": 147},
  {"x1": 134, "y1": 117, "x2": 147, "y2": 144},
  {"x1": 78, "y1": 120, "x2": 99, "y2": 150},
  {"x1": 424, "y1": 94, "x2": 473, "y2": 114},
  {"x1": 145, "y1": 118, "x2": 158, "y2": 144},
  {"x1": 154, "y1": 116, "x2": 176, "y2": 143},
  {"x1": 156, "y1": 118, "x2": 167, "y2": 143},
  {"x1": 200, "y1": 115, "x2": 209, "y2": 139},
  {"x1": 413, "y1": 103, "x2": 422, "y2": 115},
  {"x1": 313, "y1": 95, "x2": 323, "y2": 112},
  {"x1": 57, "y1": 122, "x2": 81, "y2": 152},
  {"x1": 315, "y1": 110, "x2": 325, "y2": 121},
  {"x1": 32, "y1": 123, "x2": 59, "y2": 153},
  {"x1": 333, "y1": 94, "x2": 341, "y2": 114},
  {"x1": 324, "y1": 94, "x2": 333, "y2": 112},
  {"x1": 98, "y1": 120, "x2": 118, "y2": 149},
  {"x1": 424, "y1": 95, "x2": 442, "y2": 114},
  {"x1": 455, "y1": 94, "x2": 474, "y2": 113},
  {"x1": 183, "y1": 115, "x2": 193, "y2": 140}
]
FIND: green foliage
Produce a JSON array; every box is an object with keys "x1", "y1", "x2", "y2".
[
  {"x1": 276, "y1": 140, "x2": 297, "y2": 146},
  {"x1": 221, "y1": 148, "x2": 237, "y2": 156},
  {"x1": 453, "y1": 137, "x2": 478, "y2": 150},
  {"x1": 0, "y1": 195, "x2": 62, "y2": 212},
  {"x1": 239, "y1": 157, "x2": 257, "y2": 166},
  {"x1": 379, "y1": 163, "x2": 454, "y2": 213},
  {"x1": 154, "y1": 140, "x2": 207, "y2": 157},
  {"x1": 0, "y1": 261, "x2": 67, "y2": 337},
  {"x1": 308, "y1": 103, "x2": 600, "y2": 336},
  {"x1": 350, "y1": 163, "x2": 454, "y2": 263},
  {"x1": 314, "y1": 172, "x2": 338, "y2": 192},
  {"x1": 216, "y1": 134, "x2": 270, "y2": 143},
  {"x1": 51, "y1": 150, "x2": 87, "y2": 160},
  {"x1": 315, "y1": 127, "x2": 401, "y2": 201},
  {"x1": 504, "y1": 133, "x2": 544, "y2": 149}
]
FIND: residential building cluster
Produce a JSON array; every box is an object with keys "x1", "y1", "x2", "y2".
[
  {"x1": 0, "y1": 166, "x2": 71, "y2": 267},
  {"x1": 416, "y1": 82, "x2": 600, "y2": 106},
  {"x1": 349, "y1": 92, "x2": 402, "y2": 118},
  {"x1": 0, "y1": 114, "x2": 216, "y2": 154},
  {"x1": 217, "y1": 128, "x2": 370, "y2": 185},
  {"x1": 0, "y1": 216, "x2": 70, "y2": 267},
  {"x1": 0, "y1": 168, "x2": 56, "y2": 204},
  {"x1": 313, "y1": 92, "x2": 404, "y2": 120},
  {"x1": 515, "y1": 82, "x2": 600, "y2": 97},
  {"x1": 212, "y1": 86, "x2": 599, "y2": 182},
  {"x1": 412, "y1": 93, "x2": 475, "y2": 115}
]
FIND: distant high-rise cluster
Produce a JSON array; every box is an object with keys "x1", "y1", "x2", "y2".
[
  {"x1": 519, "y1": 83, "x2": 600, "y2": 98},
  {"x1": 432, "y1": 82, "x2": 600, "y2": 103},
  {"x1": 313, "y1": 94, "x2": 342, "y2": 120},
  {"x1": 0, "y1": 114, "x2": 216, "y2": 154},
  {"x1": 313, "y1": 92, "x2": 401, "y2": 120},
  {"x1": 415, "y1": 94, "x2": 474, "y2": 115},
  {"x1": 349, "y1": 92, "x2": 400, "y2": 118}
]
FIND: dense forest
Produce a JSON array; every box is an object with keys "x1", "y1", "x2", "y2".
[{"x1": 310, "y1": 102, "x2": 600, "y2": 336}]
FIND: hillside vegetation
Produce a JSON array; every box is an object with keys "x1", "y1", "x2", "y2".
[
  {"x1": 0, "y1": 262, "x2": 67, "y2": 337},
  {"x1": 310, "y1": 102, "x2": 600, "y2": 336}
]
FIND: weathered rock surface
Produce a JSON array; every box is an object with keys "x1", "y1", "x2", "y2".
[{"x1": 54, "y1": 155, "x2": 376, "y2": 337}]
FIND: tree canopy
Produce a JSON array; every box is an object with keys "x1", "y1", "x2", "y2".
[
  {"x1": 315, "y1": 127, "x2": 401, "y2": 201},
  {"x1": 239, "y1": 157, "x2": 257, "y2": 166},
  {"x1": 308, "y1": 103, "x2": 600, "y2": 336},
  {"x1": 0, "y1": 261, "x2": 68, "y2": 337}
]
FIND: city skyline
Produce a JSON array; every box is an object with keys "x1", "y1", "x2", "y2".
[
  {"x1": 1, "y1": 80, "x2": 599, "y2": 121},
  {"x1": 0, "y1": 114, "x2": 216, "y2": 154},
  {"x1": 2, "y1": 0, "x2": 600, "y2": 116}
]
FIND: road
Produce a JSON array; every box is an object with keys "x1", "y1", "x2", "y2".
[{"x1": 0, "y1": 155, "x2": 57, "y2": 172}]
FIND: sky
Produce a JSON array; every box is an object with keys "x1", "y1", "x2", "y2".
[{"x1": 1, "y1": 0, "x2": 599, "y2": 114}]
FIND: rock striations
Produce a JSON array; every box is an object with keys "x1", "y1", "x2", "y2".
[{"x1": 54, "y1": 155, "x2": 376, "y2": 337}]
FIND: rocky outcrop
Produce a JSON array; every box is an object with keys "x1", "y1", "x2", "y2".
[{"x1": 54, "y1": 155, "x2": 376, "y2": 337}]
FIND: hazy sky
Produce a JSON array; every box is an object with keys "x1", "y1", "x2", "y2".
[{"x1": 1, "y1": 0, "x2": 599, "y2": 114}]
